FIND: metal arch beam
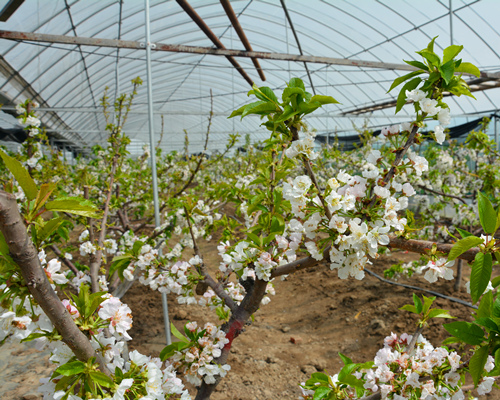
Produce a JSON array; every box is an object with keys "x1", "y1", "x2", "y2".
[
  {"x1": 2, "y1": 29, "x2": 499, "y2": 77},
  {"x1": 0, "y1": 54, "x2": 87, "y2": 152},
  {"x1": 175, "y1": 0, "x2": 254, "y2": 87},
  {"x1": 0, "y1": 30, "x2": 421, "y2": 71},
  {"x1": 219, "y1": 0, "x2": 265, "y2": 81},
  {"x1": 280, "y1": 0, "x2": 316, "y2": 95}
]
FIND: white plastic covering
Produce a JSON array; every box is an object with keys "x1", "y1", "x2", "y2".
[{"x1": 0, "y1": 0, "x2": 499, "y2": 154}]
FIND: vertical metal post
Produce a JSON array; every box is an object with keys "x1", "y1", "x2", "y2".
[
  {"x1": 449, "y1": 0, "x2": 453, "y2": 45},
  {"x1": 144, "y1": 0, "x2": 171, "y2": 346},
  {"x1": 495, "y1": 114, "x2": 498, "y2": 150}
]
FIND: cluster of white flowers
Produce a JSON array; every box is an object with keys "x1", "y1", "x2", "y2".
[
  {"x1": 26, "y1": 142, "x2": 44, "y2": 169},
  {"x1": 301, "y1": 333, "x2": 493, "y2": 400},
  {"x1": 170, "y1": 322, "x2": 230, "y2": 387},
  {"x1": 406, "y1": 89, "x2": 451, "y2": 144},
  {"x1": 98, "y1": 295, "x2": 133, "y2": 340},
  {"x1": 420, "y1": 258, "x2": 455, "y2": 283},
  {"x1": 282, "y1": 156, "x2": 416, "y2": 280},
  {"x1": 286, "y1": 131, "x2": 318, "y2": 160}
]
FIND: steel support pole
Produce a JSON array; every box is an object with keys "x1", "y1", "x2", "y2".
[
  {"x1": 495, "y1": 114, "x2": 498, "y2": 150},
  {"x1": 144, "y1": 0, "x2": 171, "y2": 346}
]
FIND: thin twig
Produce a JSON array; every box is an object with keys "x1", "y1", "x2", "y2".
[
  {"x1": 50, "y1": 244, "x2": 78, "y2": 275},
  {"x1": 364, "y1": 268, "x2": 477, "y2": 309},
  {"x1": 417, "y1": 185, "x2": 468, "y2": 205},
  {"x1": 184, "y1": 206, "x2": 238, "y2": 314}
]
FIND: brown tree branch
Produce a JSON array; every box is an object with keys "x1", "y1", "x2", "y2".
[
  {"x1": 0, "y1": 191, "x2": 98, "y2": 364},
  {"x1": 50, "y1": 244, "x2": 78, "y2": 275},
  {"x1": 417, "y1": 185, "x2": 468, "y2": 205}
]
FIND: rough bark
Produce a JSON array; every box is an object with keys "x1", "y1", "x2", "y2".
[{"x1": 0, "y1": 190, "x2": 97, "y2": 363}]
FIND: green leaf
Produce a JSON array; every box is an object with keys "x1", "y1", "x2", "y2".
[
  {"x1": 306, "y1": 372, "x2": 330, "y2": 386},
  {"x1": 422, "y1": 295, "x2": 435, "y2": 315},
  {"x1": 443, "y1": 44, "x2": 464, "y2": 63},
  {"x1": 456, "y1": 227, "x2": 473, "y2": 238},
  {"x1": 469, "y1": 345, "x2": 489, "y2": 386},
  {"x1": 274, "y1": 105, "x2": 300, "y2": 123},
  {"x1": 248, "y1": 85, "x2": 278, "y2": 104},
  {"x1": 55, "y1": 360, "x2": 85, "y2": 376},
  {"x1": 414, "y1": 293, "x2": 423, "y2": 313},
  {"x1": 170, "y1": 322, "x2": 189, "y2": 343},
  {"x1": 418, "y1": 50, "x2": 441, "y2": 67},
  {"x1": 492, "y1": 296, "x2": 500, "y2": 318},
  {"x1": 388, "y1": 70, "x2": 426, "y2": 93},
  {"x1": 478, "y1": 192, "x2": 497, "y2": 234},
  {"x1": 477, "y1": 290, "x2": 493, "y2": 319},
  {"x1": 312, "y1": 386, "x2": 332, "y2": 400},
  {"x1": 439, "y1": 59, "x2": 455, "y2": 85},
  {"x1": 427, "y1": 309, "x2": 454, "y2": 319},
  {"x1": 34, "y1": 182, "x2": 57, "y2": 213},
  {"x1": 36, "y1": 217, "x2": 64, "y2": 246},
  {"x1": 0, "y1": 149, "x2": 38, "y2": 201},
  {"x1": 470, "y1": 253, "x2": 492, "y2": 304},
  {"x1": 474, "y1": 317, "x2": 499, "y2": 332},
  {"x1": 282, "y1": 87, "x2": 306, "y2": 102},
  {"x1": 488, "y1": 348, "x2": 500, "y2": 376},
  {"x1": 448, "y1": 236, "x2": 483, "y2": 261},
  {"x1": 404, "y1": 60, "x2": 429, "y2": 71},
  {"x1": 159, "y1": 341, "x2": 190, "y2": 361},
  {"x1": 400, "y1": 304, "x2": 418, "y2": 314},
  {"x1": 228, "y1": 104, "x2": 247, "y2": 119},
  {"x1": 88, "y1": 371, "x2": 113, "y2": 388},
  {"x1": 443, "y1": 321, "x2": 485, "y2": 345},
  {"x1": 442, "y1": 336, "x2": 461, "y2": 345},
  {"x1": 338, "y1": 352, "x2": 352, "y2": 366},
  {"x1": 0, "y1": 231, "x2": 15, "y2": 266},
  {"x1": 454, "y1": 62, "x2": 480, "y2": 77},
  {"x1": 241, "y1": 101, "x2": 276, "y2": 118},
  {"x1": 395, "y1": 77, "x2": 422, "y2": 113},
  {"x1": 309, "y1": 95, "x2": 339, "y2": 105},
  {"x1": 288, "y1": 77, "x2": 305, "y2": 90},
  {"x1": 45, "y1": 197, "x2": 101, "y2": 219},
  {"x1": 427, "y1": 36, "x2": 438, "y2": 53}
]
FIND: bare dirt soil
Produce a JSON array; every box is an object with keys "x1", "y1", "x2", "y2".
[{"x1": 2, "y1": 239, "x2": 499, "y2": 400}]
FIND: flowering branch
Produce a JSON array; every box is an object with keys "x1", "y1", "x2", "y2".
[{"x1": 0, "y1": 191, "x2": 98, "y2": 364}]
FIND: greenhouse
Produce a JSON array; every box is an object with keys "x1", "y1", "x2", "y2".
[{"x1": 0, "y1": 1, "x2": 500, "y2": 399}]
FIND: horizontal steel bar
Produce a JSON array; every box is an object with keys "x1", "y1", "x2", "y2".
[{"x1": 0, "y1": 29, "x2": 419, "y2": 71}]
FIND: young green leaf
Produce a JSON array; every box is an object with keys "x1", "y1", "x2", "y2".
[
  {"x1": 447, "y1": 236, "x2": 483, "y2": 261},
  {"x1": 414, "y1": 293, "x2": 423, "y2": 314},
  {"x1": 403, "y1": 60, "x2": 429, "y2": 71},
  {"x1": 55, "y1": 360, "x2": 85, "y2": 376},
  {"x1": 45, "y1": 197, "x2": 101, "y2": 219},
  {"x1": 470, "y1": 253, "x2": 493, "y2": 304},
  {"x1": 477, "y1": 290, "x2": 493, "y2": 319},
  {"x1": 455, "y1": 227, "x2": 473, "y2": 238},
  {"x1": 443, "y1": 44, "x2": 464, "y2": 63},
  {"x1": 88, "y1": 371, "x2": 113, "y2": 388},
  {"x1": 387, "y1": 70, "x2": 426, "y2": 93},
  {"x1": 443, "y1": 321, "x2": 485, "y2": 345},
  {"x1": 395, "y1": 77, "x2": 422, "y2": 113},
  {"x1": 454, "y1": 62, "x2": 480, "y2": 77},
  {"x1": 0, "y1": 149, "x2": 38, "y2": 201},
  {"x1": 427, "y1": 309, "x2": 454, "y2": 319},
  {"x1": 469, "y1": 345, "x2": 489, "y2": 386},
  {"x1": 477, "y1": 192, "x2": 497, "y2": 234},
  {"x1": 309, "y1": 95, "x2": 339, "y2": 105},
  {"x1": 312, "y1": 386, "x2": 332, "y2": 400},
  {"x1": 170, "y1": 322, "x2": 189, "y2": 343}
]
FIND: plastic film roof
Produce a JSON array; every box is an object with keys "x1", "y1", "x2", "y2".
[{"x1": 0, "y1": 0, "x2": 499, "y2": 155}]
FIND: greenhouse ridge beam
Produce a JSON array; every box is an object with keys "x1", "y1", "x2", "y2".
[
  {"x1": 175, "y1": 0, "x2": 254, "y2": 86},
  {"x1": 0, "y1": 30, "x2": 422, "y2": 71},
  {"x1": 219, "y1": 0, "x2": 266, "y2": 81}
]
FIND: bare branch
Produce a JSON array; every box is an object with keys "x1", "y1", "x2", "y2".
[
  {"x1": 50, "y1": 244, "x2": 78, "y2": 275},
  {"x1": 417, "y1": 185, "x2": 468, "y2": 205}
]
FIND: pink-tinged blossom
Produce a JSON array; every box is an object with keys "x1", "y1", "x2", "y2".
[
  {"x1": 62, "y1": 299, "x2": 79, "y2": 319},
  {"x1": 98, "y1": 297, "x2": 133, "y2": 340}
]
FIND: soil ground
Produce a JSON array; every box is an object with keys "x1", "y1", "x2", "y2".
[{"x1": 2, "y1": 239, "x2": 499, "y2": 400}]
